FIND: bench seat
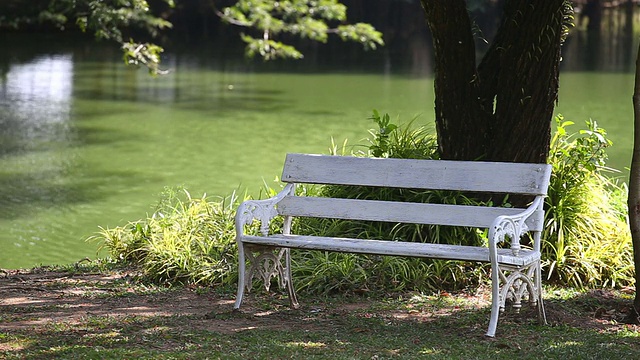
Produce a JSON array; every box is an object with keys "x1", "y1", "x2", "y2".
[{"x1": 243, "y1": 234, "x2": 541, "y2": 267}]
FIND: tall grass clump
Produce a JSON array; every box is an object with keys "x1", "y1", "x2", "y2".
[
  {"x1": 93, "y1": 187, "x2": 243, "y2": 286},
  {"x1": 543, "y1": 116, "x2": 633, "y2": 288}
]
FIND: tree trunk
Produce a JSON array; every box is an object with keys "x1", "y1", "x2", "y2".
[
  {"x1": 584, "y1": 0, "x2": 603, "y2": 32},
  {"x1": 628, "y1": 40, "x2": 640, "y2": 322},
  {"x1": 421, "y1": 0, "x2": 489, "y2": 161},
  {"x1": 485, "y1": 1, "x2": 566, "y2": 163},
  {"x1": 421, "y1": 0, "x2": 568, "y2": 163}
]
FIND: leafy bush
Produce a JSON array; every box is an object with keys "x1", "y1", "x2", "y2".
[
  {"x1": 543, "y1": 116, "x2": 633, "y2": 287},
  {"x1": 366, "y1": 110, "x2": 438, "y2": 160},
  {"x1": 93, "y1": 187, "x2": 242, "y2": 286}
]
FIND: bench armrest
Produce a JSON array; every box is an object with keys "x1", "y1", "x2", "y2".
[
  {"x1": 235, "y1": 183, "x2": 295, "y2": 237},
  {"x1": 488, "y1": 196, "x2": 545, "y2": 257}
]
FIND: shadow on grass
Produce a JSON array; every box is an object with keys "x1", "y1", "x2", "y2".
[{"x1": 1, "y1": 269, "x2": 639, "y2": 359}]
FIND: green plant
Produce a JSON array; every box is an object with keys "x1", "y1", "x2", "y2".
[
  {"x1": 368, "y1": 111, "x2": 438, "y2": 160},
  {"x1": 92, "y1": 187, "x2": 243, "y2": 286},
  {"x1": 368, "y1": 109, "x2": 398, "y2": 157},
  {"x1": 543, "y1": 115, "x2": 633, "y2": 288}
]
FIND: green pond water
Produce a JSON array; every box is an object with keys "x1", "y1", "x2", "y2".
[{"x1": 0, "y1": 38, "x2": 636, "y2": 269}]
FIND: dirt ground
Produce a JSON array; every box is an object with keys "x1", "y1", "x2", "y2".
[
  {"x1": 0, "y1": 269, "x2": 273, "y2": 335},
  {"x1": 1, "y1": 268, "x2": 638, "y2": 337}
]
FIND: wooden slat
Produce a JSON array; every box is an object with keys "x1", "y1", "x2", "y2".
[
  {"x1": 277, "y1": 196, "x2": 544, "y2": 231},
  {"x1": 242, "y1": 234, "x2": 540, "y2": 267},
  {"x1": 281, "y1": 153, "x2": 551, "y2": 195}
]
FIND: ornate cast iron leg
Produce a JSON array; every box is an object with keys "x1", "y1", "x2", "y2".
[
  {"x1": 236, "y1": 245, "x2": 299, "y2": 309},
  {"x1": 536, "y1": 262, "x2": 547, "y2": 325},
  {"x1": 234, "y1": 243, "x2": 247, "y2": 309},
  {"x1": 284, "y1": 248, "x2": 299, "y2": 308},
  {"x1": 487, "y1": 260, "x2": 544, "y2": 337}
]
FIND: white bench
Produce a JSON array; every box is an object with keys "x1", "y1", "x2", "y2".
[{"x1": 233, "y1": 153, "x2": 552, "y2": 337}]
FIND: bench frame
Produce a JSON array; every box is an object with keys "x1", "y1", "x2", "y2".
[{"x1": 233, "y1": 153, "x2": 552, "y2": 337}]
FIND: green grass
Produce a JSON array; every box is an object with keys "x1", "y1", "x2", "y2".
[{"x1": 1, "y1": 267, "x2": 639, "y2": 359}]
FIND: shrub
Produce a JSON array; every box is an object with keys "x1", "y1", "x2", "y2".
[
  {"x1": 542, "y1": 116, "x2": 633, "y2": 287},
  {"x1": 93, "y1": 187, "x2": 242, "y2": 286}
]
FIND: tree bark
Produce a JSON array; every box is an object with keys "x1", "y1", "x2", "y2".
[
  {"x1": 421, "y1": 0, "x2": 567, "y2": 163},
  {"x1": 481, "y1": 0, "x2": 566, "y2": 163},
  {"x1": 628, "y1": 40, "x2": 640, "y2": 322},
  {"x1": 421, "y1": 0, "x2": 489, "y2": 161}
]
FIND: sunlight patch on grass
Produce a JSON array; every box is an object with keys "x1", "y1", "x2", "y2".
[
  {"x1": 0, "y1": 334, "x2": 32, "y2": 352},
  {"x1": 254, "y1": 310, "x2": 277, "y2": 317},
  {"x1": 141, "y1": 325, "x2": 171, "y2": 335},
  {"x1": 550, "y1": 340, "x2": 582, "y2": 349},
  {"x1": 617, "y1": 328, "x2": 640, "y2": 338},
  {"x1": 83, "y1": 331, "x2": 121, "y2": 340},
  {"x1": 419, "y1": 347, "x2": 444, "y2": 355},
  {"x1": 285, "y1": 341, "x2": 327, "y2": 349}
]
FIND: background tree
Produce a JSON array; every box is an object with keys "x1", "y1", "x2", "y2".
[
  {"x1": 0, "y1": 1, "x2": 383, "y2": 70},
  {"x1": 628, "y1": 39, "x2": 640, "y2": 324},
  {"x1": 0, "y1": 0, "x2": 175, "y2": 74},
  {"x1": 421, "y1": 0, "x2": 573, "y2": 163}
]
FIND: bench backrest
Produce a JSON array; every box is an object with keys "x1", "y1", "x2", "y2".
[
  {"x1": 281, "y1": 154, "x2": 551, "y2": 195},
  {"x1": 277, "y1": 153, "x2": 552, "y2": 230}
]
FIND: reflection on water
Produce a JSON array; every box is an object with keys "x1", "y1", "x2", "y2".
[
  {"x1": 0, "y1": 55, "x2": 82, "y2": 267},
  {"x1": 0, "y1": 54, "x2": 77, "y2": 210},
  {"x1": 0, "y1": 55, "x2": 73, "y2": 155}
]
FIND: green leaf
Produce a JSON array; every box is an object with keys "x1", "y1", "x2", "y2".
[{"x1": 220, "y1": 0, "x2": 383, "y2": 61}]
